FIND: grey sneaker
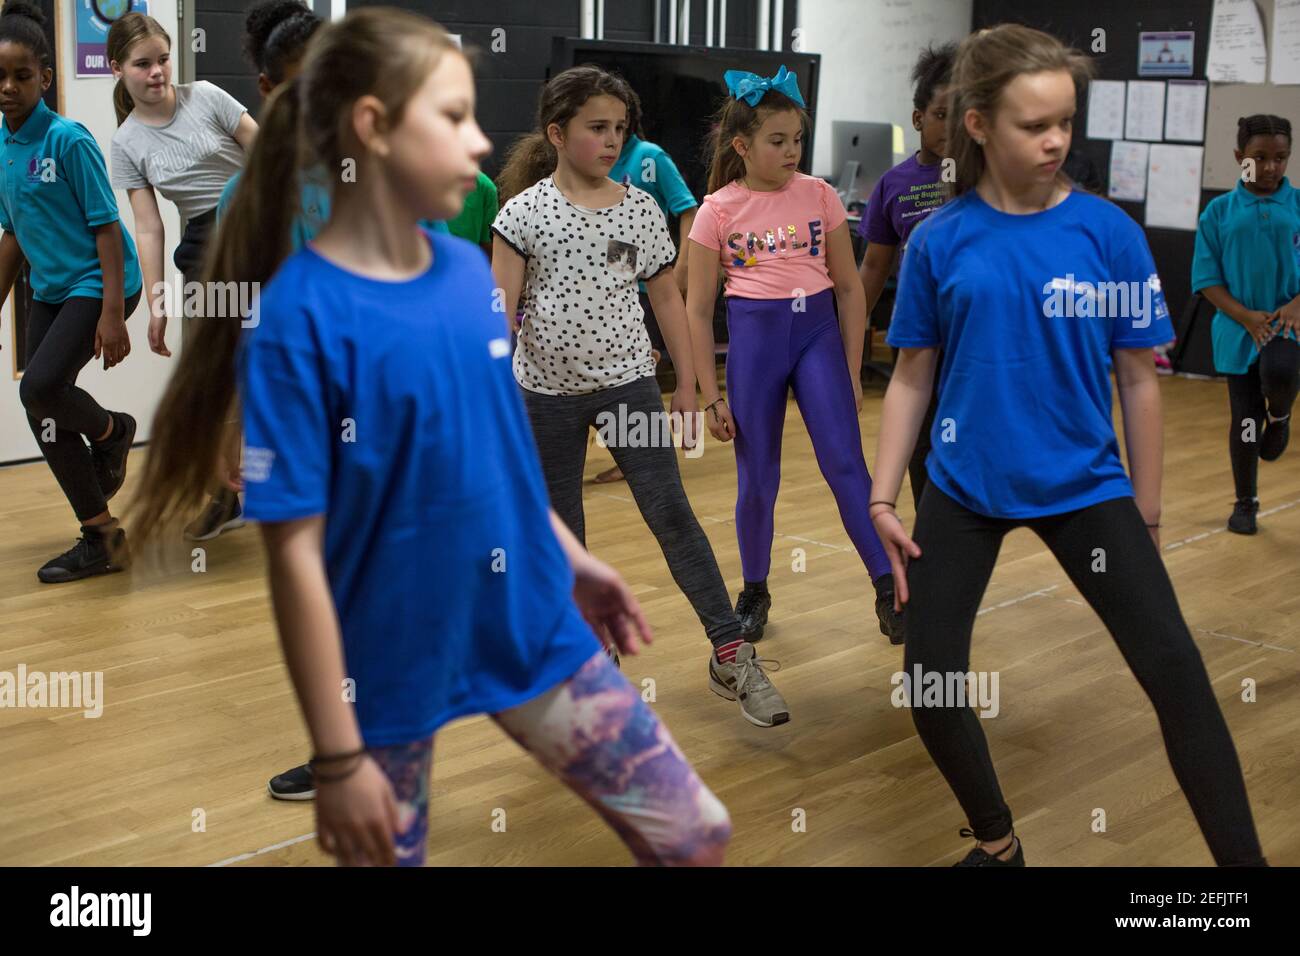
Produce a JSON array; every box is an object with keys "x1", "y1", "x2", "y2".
[
  {"x1": 708, "y1": 642, "x2": 790, "y2": 727},
  {"x1": 184, "y1": 490, "x2": 245, "y2": 542}
]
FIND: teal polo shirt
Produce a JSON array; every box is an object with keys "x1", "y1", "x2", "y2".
[
  {"x1": 610, "y1": 134, "x2": 697, "y2": 220},
  {"x1": 0, "y1": 100, "x2": 141, "y2": 304},
  {"x1": 1192, "y1": 177, "x2": 1300, "y2": 375},
  {"x1": 217, "y1": 167, "x2": 450, "y2": 250}
]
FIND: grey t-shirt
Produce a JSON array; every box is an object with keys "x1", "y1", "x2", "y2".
[{"x1": 110, "y1": 81, "x2": 247, "y2": 225}]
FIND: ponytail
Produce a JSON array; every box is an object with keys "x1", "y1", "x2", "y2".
[
  {"x1": 129, "y1": 8, "x2": 457, "y2": 539},
  {"x1": 127, "y1": 80, "x2": 303, "y2": 537},
  {"x1": 496, "y1": 132, "x2": 556, "y2": 204},
  {"x1": 112, "y1": 81, "x2": 133, "y2": 126}
]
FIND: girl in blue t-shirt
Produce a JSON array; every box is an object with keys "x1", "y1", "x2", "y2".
[
  {"x1": 0, "y1": 1, "x2": 143, "y2": 583},
  {"x1": 872, "y1": 24, "x2": 1264, "y2": 867},
  {"x1": 131, "y1": 9, "x2": 730, "y2": 867},
  {"x1": 1192, "y1": 114, "x2": 1299, "y2": 536}
]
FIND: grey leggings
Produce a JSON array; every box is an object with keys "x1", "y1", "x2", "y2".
[{"x1": 521, "y1": 376, "x2": 742, "y2": 647}]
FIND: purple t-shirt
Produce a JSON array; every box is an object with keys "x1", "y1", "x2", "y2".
[{"x1": 857, "y1": 153, "x2": 946, "y2": 261}]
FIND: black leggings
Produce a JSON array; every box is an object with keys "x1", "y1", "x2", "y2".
[
  {"x1": 906, "y1": 484, "x2": 1264, "y2": 866},
  {"x1": 522, "y1": 375, "x2": 742, "y2": 647},
  {"x1": 21, "y1": 291, "x2": 142, "y2": 522},
  {"x1": 1227, "y1": 336, "x2": 1300, "y2": 499}
]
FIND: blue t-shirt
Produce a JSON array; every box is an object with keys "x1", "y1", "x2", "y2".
[
  {"x1": 888, "y1": 189, "x2": 1174, "y2": 519},
  {"x1": 1191, "y1": 177, "x2": 1300, "y2": 375},
  {"x1": 610, "y1": 134, "x2": 698, "y2": 220},
  {"x1": 239, "y1": 229, "x2": 599, "y2": 745},
  {"x1": 0, "y1": 100, "x2": 142, "y2": 303},
  {"x1": 216, "y1": 168, "x2": 449, "y2": 249}
]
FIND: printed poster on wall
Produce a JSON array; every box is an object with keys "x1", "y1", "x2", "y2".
[
  {"x1": 76, "y1": 0, "x2": 150, "y2": 78},
  {"x1": 1138, "y1": 31, "x2": 1194, "y2": 77}
]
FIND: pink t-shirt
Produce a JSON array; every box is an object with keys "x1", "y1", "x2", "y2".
[{"x1": 688, "y1": 172, "x2": 847, "y2": 300}]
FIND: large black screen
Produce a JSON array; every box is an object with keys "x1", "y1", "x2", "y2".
[{"x1": 551, "y1": 39, "x2": 821, "y2": 203}]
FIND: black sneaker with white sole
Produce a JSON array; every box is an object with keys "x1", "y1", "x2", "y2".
[
  {"x1": 37, "y1": 524, "x2": 129, "y2": 583},
  {"x1": 268, "y1": 763, "x2": 315, "y2": 801},
  {"x1": 91, "y1": 411, "x2": 137, "y2": 502},
  {"x1": 184, "y1": 489, "x2": 245, "y2": 542}
]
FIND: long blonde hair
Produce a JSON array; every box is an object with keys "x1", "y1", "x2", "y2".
[
  {"x1": 129, "y1": 8, "x2": 458, "y2": 537},
  {"x1": 946, "y1": 24, "x2": 1094, "y2": 196}
]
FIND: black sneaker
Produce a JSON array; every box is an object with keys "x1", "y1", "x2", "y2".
[
  {"x1": 874, "y1": 573, "x2": 906, "y2": 645},
  {"x1": 953, "y1": 828, "x2": 1025, "y2": 867},
  {"x1": 1260, "y1": 415, "x2": 1291, "y2": 462},
  {"x1": 1227, "y1": 497, "x2": 1259, "y2": 535},
  {"x1": 268, "y1": 763, "x2": 315, "y2": 801},
  {"x1": 37, "y1": 525, "x2": 129, "y2": 583},
  {"x1": 90, "y1": 411, "x2": 136, "y2": 502},
  {"x1": 184, "y1": 489, "x2": 245, "y2": 542},
  {"x1": 735, "y1": 587, "x2": 771, "y2": 643}
]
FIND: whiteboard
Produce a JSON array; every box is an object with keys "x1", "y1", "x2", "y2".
[
  {"x1": 799, "y1": 0, "x2": 975, "y2": 176},
  {"x1": 1204, "y1": 0, "x2": 1300, "y2": 188}
]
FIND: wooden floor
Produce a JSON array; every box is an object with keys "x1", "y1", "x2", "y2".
[{"x1": 1, "y1": 373, "x2": 1297, "y2": 867}]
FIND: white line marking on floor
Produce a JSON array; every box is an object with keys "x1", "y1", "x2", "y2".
[
  {"x1": 977, "y1": 585, "x2": 1059, "y2": 616},
  {"x1": 1163, "y1": 497, "x2": 1300, "y2": 551},
  {"x1": 208, "y1": 831, "x2": 316, "y2": 867},
  {"x1": 1196, "y1": 628, "x2": 1296, "y2": 655}
]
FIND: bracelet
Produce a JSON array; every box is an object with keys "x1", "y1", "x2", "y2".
[
  {"x1": 868, "y1": 499, "x2": 896, "y2": 509},
  {"x1": 1146, "y1": 522, "x2": 1161, "y2": 529},
  {"x1": 310, "y1": 745, "x2": 366, "y2": 766},
  {"x1": 704, "y1": 398, "x2": 725, "y2": 413},
  {"x1": 312, "y1": 755, "x2": 367, "y2": 784}
]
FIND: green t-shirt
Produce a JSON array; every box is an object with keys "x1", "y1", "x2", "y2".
[{"x1": 447, "y1": 171, "x2": 499, "y2": 245}]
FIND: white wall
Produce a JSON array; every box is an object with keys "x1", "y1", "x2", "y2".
[
  {"x1": 0, "y1": 3, "x2": 184, "y2": 465},
  {"x1": 798, "y1": 0, "x2": 973, "y2": 176}
]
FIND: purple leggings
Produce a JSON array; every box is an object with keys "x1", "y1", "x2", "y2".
[{"x1": 725, "y1": 289, "x2": 891, "y2": 583}]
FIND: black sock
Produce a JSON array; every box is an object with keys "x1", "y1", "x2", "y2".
[{"x1": 742, "y1": 578, "x2": 768, "y2": 594}]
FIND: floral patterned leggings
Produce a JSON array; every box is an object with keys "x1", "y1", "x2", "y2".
[{"x1": 366, "y1": 651, "x2": 732, "y2": 866}]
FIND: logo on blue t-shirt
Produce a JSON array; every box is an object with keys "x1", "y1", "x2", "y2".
[
  {"x1": 244, "y1": 446, "x2": 275, "y2": 483},
  {"x1": 1041, "y1": 272, "x2": 1166, "y2": 329}
]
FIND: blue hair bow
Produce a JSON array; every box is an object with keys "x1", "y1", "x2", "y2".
[{"x1": 724, "y1": 66, "x2": 805, "y2": 108}]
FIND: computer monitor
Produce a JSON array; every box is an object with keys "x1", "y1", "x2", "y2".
[{"x1": 830, "y1": 121, "x2": 896, "y2": 206}]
